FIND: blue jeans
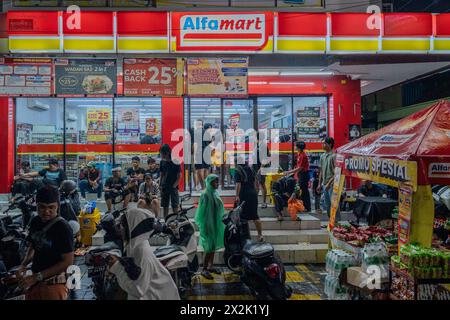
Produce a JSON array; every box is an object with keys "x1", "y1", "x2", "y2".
[
  {"x1": 79, "y1": 180, "x2": 103, "y2": 198},
  {"x1": 323, "y1": 184, "x2": 341, "y2": 222}
]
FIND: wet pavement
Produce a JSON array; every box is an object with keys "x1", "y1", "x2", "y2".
[{"x1": 71, "y1": 256, "x2": 326, "y2": 300}]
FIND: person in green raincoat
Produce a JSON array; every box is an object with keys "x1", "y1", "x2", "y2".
[{"x1": 195, "y1": 174, "x2": 224, "y2": 280}]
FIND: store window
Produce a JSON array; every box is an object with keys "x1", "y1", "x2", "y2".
[
  {"x1": 65, "y1": 98, "x2": 113, "y2": 183},
  {"x1": 257, "y1": 97, "x2": 293, "y2": 171},
  {"x1": 114, "y1": 98, "x2": 162, "y2": 172},
  {"x1": 293, "y1": 96, "x2": 328, "y2": 168},
  {"x1": 16, "y1": 98, "x2": 64, "y2": 173}
]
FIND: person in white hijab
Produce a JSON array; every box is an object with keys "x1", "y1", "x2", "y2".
[{"x1": 107, "y1": 207, "x2": 180, "y2": 300}]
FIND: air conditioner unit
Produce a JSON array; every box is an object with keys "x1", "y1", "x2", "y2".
[
  {"x1": 67, "y1": 113, "x2": 78, "y2": 122},
  {"x1": 28, "y1": 100, "x2": 50, "y2": 111}
]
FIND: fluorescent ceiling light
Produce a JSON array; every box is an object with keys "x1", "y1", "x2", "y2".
[
  {"x1": 248, "y1": 71, "x2": 279, "y2": 76},
  {"x1": 269, "y1": 82, "x2": 315, "y2": 86},
  {"x1": 279, "y1": 71, "x2": 334, "y2": 76}
]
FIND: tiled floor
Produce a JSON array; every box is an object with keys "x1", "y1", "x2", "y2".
[{"x1": 71, "y1": 255, "x2": 327, "y2": 300}]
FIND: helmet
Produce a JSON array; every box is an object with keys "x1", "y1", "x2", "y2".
[{"x1": 60, "y1": 180, "x2": 77, "y2": 196}]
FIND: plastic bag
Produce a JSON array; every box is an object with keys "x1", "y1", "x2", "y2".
[{"x1": 288, "y1": 198, "x2": 305, "y2": 221}]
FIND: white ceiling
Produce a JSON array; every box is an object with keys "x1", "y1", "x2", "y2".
[{"x1": 324, "y1": 61, "x2": 450, "y2": 96}]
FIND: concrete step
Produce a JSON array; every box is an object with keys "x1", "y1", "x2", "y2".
[
  {"x1": 191, "y1": 215, "x2": 321, "y2": 231},
  {"x1": 196, "y1": 243, "x2": 328, "y2": 265},
  {"x1": 92, "y1": 227, "x2": 328, "y2": 249}
]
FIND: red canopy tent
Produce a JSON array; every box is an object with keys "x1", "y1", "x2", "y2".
[
  {"x1": 332, "y1": 100, "x2": 450, "y2": 247},
  {"x1": 337, "y1": 100, "x2": 450, "y2": 186}
]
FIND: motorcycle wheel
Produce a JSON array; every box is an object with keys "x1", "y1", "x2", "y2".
[{"x1": 225, "y1": 252, "x2": 242, "y2": 273}]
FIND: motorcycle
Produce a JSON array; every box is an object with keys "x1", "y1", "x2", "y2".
[
  {"x1": 0, "y1": 264, "x2": 26, "y2": 300},
  {"x1": 85, "y1": 206, "x2": 127, "y2": 300},
  {"x1": 0, "y1": 193, "x2": 36, "y2": 271},
  {"x1": 152, "y1": 194, "x2": 198, "y2": 299},
  {"x1": 222, "y1": 201, "x2": 292, "y2": 300}
]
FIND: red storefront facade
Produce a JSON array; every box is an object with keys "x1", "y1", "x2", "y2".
[{"x1": 3, "y1": 9, "x2": 445, "y2": 193}]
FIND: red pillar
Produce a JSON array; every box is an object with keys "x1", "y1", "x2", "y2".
[
  {"x1": 0, "y1": 98, "x2": 15, "y2": 194},
  {"x1": 161, "y1": 97, "x2": 185, "y2": 191}
]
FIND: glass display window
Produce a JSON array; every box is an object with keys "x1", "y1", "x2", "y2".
[
  {"x1": 65, "y1": 98, "x2": 113, "y2": 184},
  {"x1": 16, "y1": 98, "x2": 64, "y2": 173},
  {"x1": 114, "y1": 98, "x2": 162, "y2": 173}
]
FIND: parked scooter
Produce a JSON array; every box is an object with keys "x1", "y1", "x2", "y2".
[
  {"x1": 0, "y1": 262, "x2": 26, "y2": 300},
  {"x1": 151, "y1": 194, "x2": 198, "y2": 299},
  {"x1": 0, "y1": 193, "x2": 36, "y2": 271},
  {"x1": 222, "y1": 201, "x2": 292, "y2": 300},
  {"x1": 85, "y1": 204, "x2": 127, "y2": 300}
]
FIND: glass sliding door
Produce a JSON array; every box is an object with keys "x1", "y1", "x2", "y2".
[
  {"x1": 257, "y1": 97, "x2": 293, "y2": 171},
  {"x1": 188, "y1": 98, "x2": 221, "y2": 191}
]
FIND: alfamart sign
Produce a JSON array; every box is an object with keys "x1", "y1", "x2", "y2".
[
  {"x1": 342, "y1": 156, "x2": 418, "y2": 191},
  {"x1": 171, "y1": 12, "x2": 274, "y2": 52}
]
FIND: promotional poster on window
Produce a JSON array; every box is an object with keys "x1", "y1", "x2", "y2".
[
  {"x1": 123, "y1": 58, "x2": 184, "y2": 97},
  {"x1": 86, "y1": 108, "x2": 112, "y2": 143},
  {"x1": 55, "y1": 59, "x2": 116, "y2": 97},
  {"x1": 116, "y1": 108, "x2": 140, "y2": 144},
  {"x1": 0, "y1": 58, "x2": 53, "y2": 97},
  {"x1": 187, "y1": 57, "x2": 248, "y2": 97}
]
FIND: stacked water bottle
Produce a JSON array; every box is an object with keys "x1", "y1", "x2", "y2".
[{"x1": 325, "y1": 249, "x2": 357, "y2": 300}]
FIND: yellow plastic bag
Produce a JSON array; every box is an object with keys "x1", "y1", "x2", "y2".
[{"x1": 288, "y1": 198, "x2": 305, "y2": 221}]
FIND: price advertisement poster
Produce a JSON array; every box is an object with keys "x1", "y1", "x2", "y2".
[
  {"x1": 398, "y1": 184, "x2": 413, "y2": 220},
  {"x1": 329, "y1": 167, "x2": 345, "y2": 229},
  {"x1": 116, "y1": 108, "x2": 140, "y2": 144},
  {"x1": 0, "y1": 58, "x2": 53, "y2": 97},
  {"x1": 296, "y1": 106, "x2": 321, "y2": 137},
  {"x1": 55, "y1": 59, "x2": 116, "y2": 97},
  {"x1": 123, "y1": 58, "x2": 184, "y2": 96},
  {"x1": 187, "y1": 58, "x2": 248, "y2": 97},
  {"x1": 87, "y1": 109, "x2": 112, "y2": 143},
  {"x1": 145, "y1": 118, "x2": 158, "y2": 136},
  {"x1": 398, "y1": 216, "x2": 411, "y2": 248}
]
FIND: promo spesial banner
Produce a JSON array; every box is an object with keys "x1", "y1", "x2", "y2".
[{"x1": 342, "y1": 156, "x2": 418, "y2": 191}]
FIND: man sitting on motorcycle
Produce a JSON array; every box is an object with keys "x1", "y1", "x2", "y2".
[
  {"x1": 106, "y1": 207, "x2": 180, "y2": 300},
  {"x1": 16, "y1": 185, "x2": 74, "y2": 300},
  {"x1": 104, "y1": 166, "x2": 131, "y2": 213}
]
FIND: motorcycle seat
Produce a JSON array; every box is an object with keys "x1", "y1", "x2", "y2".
[
  {"x1": 154, "y1": 245, "x2": 184, "y2": 259},
  {"x1": 243, "y1": 242, "x2": 274, "y2": 258},
  {"x1": 89, "y1": 241, "x2": 121, "y2": 254}
]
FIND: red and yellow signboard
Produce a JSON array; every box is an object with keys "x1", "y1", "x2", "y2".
[
  {"x1": 123, "y1": 58, "x2": 184, "y2": 96},
  {"x1": 171, "y1": 12, "x2": 274, "y2": 53}
]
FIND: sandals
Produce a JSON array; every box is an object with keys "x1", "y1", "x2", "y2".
[
  {"x1": 208, "y1": 267, "x2": 221, "y2": 275},
  {"x1": 201, "y1": 270, "x2": 214, "y2": 280},
  {"x1": 257, "y1": 235, "x2": 264, "y2": 242},
  {"x1": 277, "y1": 215, "x2": 284, "y2": 221},
  {"x1": 261, "y1": 203, "x2": 268, "y2": 209}
]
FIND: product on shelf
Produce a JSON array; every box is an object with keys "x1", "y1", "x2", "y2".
[
  {"x1": 397, "y1": 244, "x2": 450, "y2": 279},
  {"x1": 362, "y1": 242, "x2": 389, "y2": 278},
  {"x1": 332, "y1": 224, "x2": 395, "y2": 248}
]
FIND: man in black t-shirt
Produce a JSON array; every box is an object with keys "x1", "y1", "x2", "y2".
[
  {"x1": 16, "y1": 185, "x2": 74, "y2": 300},
  {"x1": 78, "y1": 162, "x2": 103, "y2": 200},
  {"x1": 104, "y1": 166, "x2": 131, "y2": 212},
  {"x1": 126, "y1": 156, "x2": 146, "y2": 202},
  {"x1": 272, "y1": 175, "x2": 297, "y2": 221},
  {"x1": 160, "y1": 144, "x2": 181, "y2": 218},
  {"x1": 145, "y1": 157, "x2": 160, "y2": 182}
]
